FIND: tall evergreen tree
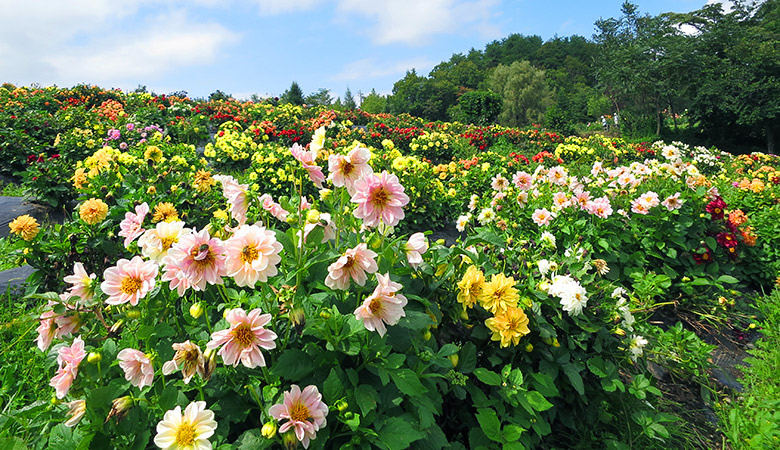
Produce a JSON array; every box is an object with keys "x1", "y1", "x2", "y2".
[
  {"x1": 280, "y1": 81, "x2": 304, "y2": 105},
  {"x1": 343, "y1": 87, "x2": 357, "y2": 110}
]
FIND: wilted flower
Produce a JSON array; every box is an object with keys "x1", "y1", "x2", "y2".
[
  {"x1": 592, "y1": 259, "x2": 610, "y2": 276},
  {"x1": 269, "y1": 385, "x2": 329, "y2": 449},
  {"x1": 162, "y1": 340, "x2": 204, "y2": 384},
  {"x1": 64, "y1": 399, "x2": 87, "y2": 427},
  {"x1": 154, "y1": 401, "x2": 217, "y2": 449},
  {"x1": 106, "y1": 395, "x2": 134, "y2": 423}
]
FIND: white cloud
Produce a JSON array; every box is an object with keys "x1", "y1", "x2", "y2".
[
  {"x1": 0, "y1": 1, "x2": 239, "y2": 87},
  {"x1": 335, "y1": 0, "x2": 501, "y2": 46},
  {"x1": 706, "y1": 0, "x2": 735, "y2": 13},
  {"x1": 331, "y1": 57, "x2": 436, "y2": 81},
  {"x1": 251, "y1": 0, "x2": 323, "y2": 15}
]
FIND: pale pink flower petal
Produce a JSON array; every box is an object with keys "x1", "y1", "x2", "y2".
[
  {"x1": 351, "y1": 171, "x2": 410, "y2": 228},
  {"x1": 325, "y1": 243, "x2": 378, "y2": 290},
  {"x1": 206, "y1": 308, "x2": 277, "y2": 369},
  {"x1": 118, "y1": 202, "x2": 149, "y2": 248},
  {"x1": 224, "y1": 224, "x2": 283, "y2": 287},
  {"x1": 354, "y1": 273, "x2": 408, "y2": 337},
  {"x1": 118, "y1": 348, "x2": 154, "y2": 389},
  {"x1": 101, "y1": 256, "x2": 158, "y2": 306},
  {"x1": 270, "y1": 384, "x2": 329, "y2": 449},
  {"x1": 404, "y1": 233, "x2": 428, "y2": 269}
]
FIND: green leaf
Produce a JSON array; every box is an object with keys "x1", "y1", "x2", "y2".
[
  {"x1": 459, "y1": 342, "x2": 477, "y2": 373},
  {"x1": 503, "y1": 424, "x2": 524, "y2": 442},
  {"x1": 437, "y1": 343, "x2": 459, "y2": 357},
  {"x1": 586, "y1": 356, "x2": 608, "y2": 378},
  {"x1": 159, "y1": 384, "x2": 178, "y2": 411},
  {"x1": 271, "y1": 349, "x2": 314, "y2": 380},
  {"x1": 525, "y1": 391, "x2": 553, "y2": 411},
  {"x1": 354, "y1": 384, "x2": 378, "y2": 417},
  {"x1": 323, "y1": 368, "x2": 345, "y2": 403},
  {"x1": 0, "y1": 437, "x2": 28, "y2": 450},
  {"x1": 717, "y1": 275, "x2": 739, "y2": 284},
  {"x1": 390, "y1": 369, "x2": 428, "y2": 396},
  {"x1": 474, "y1": 368, "x2": 502, "y2": 386},
  {"x1": 476, "y1": 408, "x2": 503, "y2": 442},
  {"x1": 531, "y1": 372, "x2": 559, "y2": 397},
  {"x1": 563, "y1": 364, "x2": 584, "y2": 396},
  {"x1": 376, "y1": 417, "x2": 424, "y2": 449}
]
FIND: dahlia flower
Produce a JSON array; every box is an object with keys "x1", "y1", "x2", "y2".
[
  {"x1": 224, "y1": 224, "x2": 283, "y2": 288},
  {"x1": 117, "y1": 348, "x2": 154, "y2": 389},
  {"x1": 354, "y1": 273, "x2": 408, "y2": 337},
  {"x1": 163, "y1": 228, "x2": 226, "y2": 292},
  {"x1": 351, "y1": 171, "x2": 409, "y2": 228},
  {"x1": 118, "y1": 202, "x2": 149, "y2": 248},
  {"x1": 324, "y1": 243, "x2": 378, "y2": 290},
  {"x1": 154, "y1": 401, "x2": 217, "y2": 449},
  {"x1": 206, "y1": 308, "x2": 277, "y2": 369},
  {"x1": 269, "y1": 385, "x2": 329, "y2": 449},
  {"x1": 404, "y1": 232, "x2": 428, "y2": 269},
  {"x1": 101, "y1": 256, "x2": 159, "y2": 306},
  {"x1": 328, "y1": 145, "x2": 373, "y2": 194}
]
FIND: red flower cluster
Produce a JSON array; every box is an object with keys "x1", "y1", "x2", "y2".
[{"x1": 705, "y1": 197, "x2": 727, "y2": 220}]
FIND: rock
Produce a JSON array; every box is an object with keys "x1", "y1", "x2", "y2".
[
  {"x1": 646, "y1": 361, "x2": 668, "y2": 380},
  {"x1": 0, "y1": 264, "x2": 35, "y2": 293}
]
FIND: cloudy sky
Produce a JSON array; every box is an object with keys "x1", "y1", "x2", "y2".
[{"x1": 0, "y1": 0, "x2": 719, "y2": 100}]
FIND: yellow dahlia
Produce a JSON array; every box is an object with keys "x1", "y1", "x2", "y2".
[
  {"x1": 457, "y1": 265, "x2": 484, "y2": 310},
  {"x1": 79, "y1": 198, "x2": 109, "y2": 225},
  {"x1": 9, "y1": 214, "x2": 40, "y2": 241},
  {"x1": 479, "y1": 273, "x2": 519, "y2": 314},
  {"x1": 193, "y1": 169, "x2": 215, "y2": 193},
  {"x1": 485, "y1": 305, "x2": 531, "y2": 348},
  {"x1": 153, "y1": 202, "x2": 179, "y2": 223}
]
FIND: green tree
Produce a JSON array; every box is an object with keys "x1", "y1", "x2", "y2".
[
  {"x1": 449, "y1": 90, "x2": 502, "y2": 125},
  {"x1": 389, "y1": 70, "x2": 457, "y2": 121},
  {"x1": 209, "y1": 90, "x2": 232, "y2": 101},
  {"x1": 342, "y1": 87, "x2": 357, "y2": 110},
  {"x1": 488, "y1": 61, "x2": 552, "y2": 127},
  {"x1": 360, "y1": 89, "x2": 387, "y2": 114},
  {"x1": 280, "y1": 81, "x2": 304, "y2": 105},
  {"x1": 304, "y1": 88, "x2": 333, "y2": 106}
]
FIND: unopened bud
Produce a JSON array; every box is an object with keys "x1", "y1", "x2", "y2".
[
  {"x1": 423, "y1": 330, "x2": 432, "y2": 341},
  {"x1": 615, "y1": 328, "x2": 626, "y2": 336},
  {"x1": 319, "y1": 310, "x2": 331, "y2": 319},
  {"x1": 189, "y1": 302, "x2": 204, "y2": 319},
  {"x1": 448, "y1": 354, "x2": 459, "y2": 368},
  {"x1": 87, "y1": 351, "x2": 102, "y2": 364},
  {"x1": 202, "y1": 348, "x2": 217, "y2": 381},
  {"x1": 282, "y1": 430, "x2": 300, "y2": 449},
  {"x1": 106, "y1": 396, "x2": 133, "y2": 423},
  {"x1": 525, "y1": 343, "x2": 534, "y2": 352},
  {"x1": 126, "y1": 307, "x2": 141, "y2": 320},
  {"x1": 335, "y1": 400, "x2": 348, "y2": 412},
  {"x1": 306, "y1": 209, "x2": 321, "y2": 224},
  {"x1": 261, "y1": 421, "x2": 277, "y2": 439}
]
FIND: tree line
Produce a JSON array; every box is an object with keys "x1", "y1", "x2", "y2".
[{"x1": 242, "y1": 1, "x2": 777, "y2": 152}]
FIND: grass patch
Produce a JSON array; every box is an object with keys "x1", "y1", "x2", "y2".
[
  {"x1": 0, "y1": 238, "x2": 24, "y2": 271},
  {"x1": 0, "y1": 180, "x2": 25, "y2": 197},
  {"x1": 717, "y1": 288, "x2": 780, "y2": 448}
]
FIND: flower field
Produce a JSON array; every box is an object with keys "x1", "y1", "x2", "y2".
[{"x1": 1, "y1": 84, "x2": 779, "y2": 449}]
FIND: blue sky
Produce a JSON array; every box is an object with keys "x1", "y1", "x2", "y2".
[{"x1": 0, "y1": 0, "x2": 720, "y2": 101}]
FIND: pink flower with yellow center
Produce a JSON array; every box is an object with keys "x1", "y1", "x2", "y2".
[
  {"x1": 351, "y1": 171, "x2": 410, "y2": 228},
  {"x1": 63, "y1": 262, "x2": 96, "y2": 302},
  {"x1": 636, "y1": 191, "x2": 660, "y2": 209},
  {"x1": 118, "y1": 202, "x2": 149, "y2": 248},
  {"x1": 328, "y1": 146, "x2": 373, "y2": 194},
  {"x1": 139, "y1": 221, "x2": 190, "y2": 263},
  {"x1": 36, "y1": 308, "x2": 57, "y2": 351},
  {"x1": 224, "y1": 224, "x2": 283, "y2": 288},
  {"x1": 354, "y1": 273, "x2": 408, "y2": 337},
  {"x1": 531, "y1": 208, "x2": 555, "y2": 227},
  {"x1": 291, "y1": 143, "x2": 325, "y2": 188},
  {"x1": 206, "y1": 308, "x2": 277, "y2": 369},
  {"x1": 661, "y1": 192, "x2": 684, "y2": 211},
  {"x1": 50, "y1": 336, "x2": 86, "y2": 399},
  {"x1": 160, "y1": 255, "x2": 192, "y2": 297},
  {"x1": 101, "y1": 256, "x2": 158, "y2": 306},
  {"x1": 164, "y1": 228, "x2": 226, "y2": 292},
  {"x1": 512, "y1": 171, "x2": 533, "y2": 190},
  {"x1": 117, "y1": 348, "x2": 154, "y2": 389},
  {"x1": 552, "y1": 192, "x2": 570, "y2": 209},
  {"x1": 586, "y1": 197, "x2": 613, "y2": 218},
  {"x1": 630, "y1": 198, "x2": 650, "y2": 215},
  {"x1": 269, "y1": 385, "x2": 329, "y2": 449},
  {"x1": 324, "y1": 243, "x2": 378, "y2": 290}
]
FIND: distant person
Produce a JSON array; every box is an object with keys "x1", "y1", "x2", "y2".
[
  {"x1": 601, "y1": 116, "x2": 608, "y2": 131},
  {"x1": 614, "y1": 113, "x2": 619, "y2": 128}
]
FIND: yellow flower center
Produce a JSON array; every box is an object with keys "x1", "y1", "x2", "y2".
[
  {"x1": 368, "y1": 298, "x2": 382, "y2": 314},
  {"x1": 372, "y1": 188, "x2": 389, "y2": 207},
  {"x1": 120, "y1": 276, "x2": 142, "y2": 295},
  {"x1": 175, "y1": 421, "x2": 196, "y2": 445},
  {"x1": 289, "y1": 403, "x2": 311, "y2": 423},
  {"x1": 161, "y1": 236, "x2": 176, "y2": 251},
  {"x1": 342, "y1": 161, "x2": 354, "y2": 176},
  {"x1": 342, "y1": 255, "x2": 355, "y2": 270},
  {"x1": 241, "y1": 245, "x2": 259, "y2": 264},
  {"x1": 231, "y1": 324, "x2": 254, "y2": 348}
]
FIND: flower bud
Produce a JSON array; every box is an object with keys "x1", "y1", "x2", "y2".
[
  {"x1": 448, "y1": 354, "x2": 459, "y2": 368},
  {"x1": 87, "y1": 351, "x2": 102, "y2": 364},
  {"x1": 319, "y1": 310, "x2": 331, "y2": 319},
  {"x1": 106, "y1": 396, "x2": 133, "y2": 423},
  {"x1": 202, "y1": 348, "x2": 217, "y2": 381},
  {"x1": 282, "y1": 430, "x2": 300, "y2": 450},
  {"x1": 615, "y1": 327, "x2": 626, "y2": 336},
  {"x1": 189, "y1": 302, "x2": 204, "y2": 319},
  {"x1": 306, "y1": 209, "x2": 321, "y2": 224},
  {"x1": 318, "y1": 188, "x2": 332, "y2": 201},
  {"x1": 525, "y1": 343, "x2": 534, "y2": 352},
  {"x1": 126, "y1": 308, "x2": 141, "y2": 320},
  {"x1": 335, "y1": 400, "x2": 348, "y2": 412},
  {"x1": 261, "y1": 421, "x2": 277, "y2": 439},
  {"x1": 423, "y1": 330, "x2": 432, "y2": 341}
]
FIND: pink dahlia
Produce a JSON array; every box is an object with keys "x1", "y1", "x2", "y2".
[
  {"x1": 661, "y1": 192, "x2": 684, "y2": 211},
  {"x1": 404, "y1": 232, "x2": 428, "y2": 269},
  {"x1": 260, "y1": 194, "x2": 290, "y2": 222},
  {"x1": 117, "y1": 348, "x2": 154, "y2": 389},
  {"x1": 291, "y1": 143, "x2": 325, "y2": 188},
  {"x1": 328, "y1": 146, "x2": 373, "y2": 194},
  {"x1": 224, "y1": 224, "x2": 283, "y2": 287},
  {"x1": 161, "y1": 253, "x2": 192, "y2": 297},
  {"x1": 214, "y1": 175, "x2": 249, "y2": 225},
  {"x1": 101, "y1": 256, "x2": 159, "y2": 306},
  {"x1": 206, "y1": 308, "x2": 277, "y2": 369},
  {"x1": 512, "y1": 171, "x2": 533, "y2": 190},
  {"x1": 324, "y1": 243, "x2": 378, "y2": 290},
  {"x1": 163, "y1": 228, "x2": 226, "y2": 292},
  {"x1": 118, "y1": 202, "x2": 149, "y2": 248},
  {"x1": 630, "y1": 198, "x2": 650, "y2": 215},
  {"x1": 585, "y1": 196, "x2": 613, "y2": 219},
  {"x1": 354, "y1": 273, "x2": 408, "y2": 337},
  {"x1": 50, "y1": 336, "x2": 86, "y2": 399},
  {"x1": 269, "y1": 385, "x2": 329, "y2": 449},
  {"x1": 36, "y1": 307, "x2": 57, "y2": 351},
  {"x1": 139, "y1": 221, "x2": 191, "y2": 263},
  {"x1": 63, "y1": 262, "x2": 96, "y2": 302},
  {"x1": 531, "y1": 208, "x2": 555, "y2": 227},
  {"x1": 351, "y1": 171, "x2": 410, "y2": 228}
]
